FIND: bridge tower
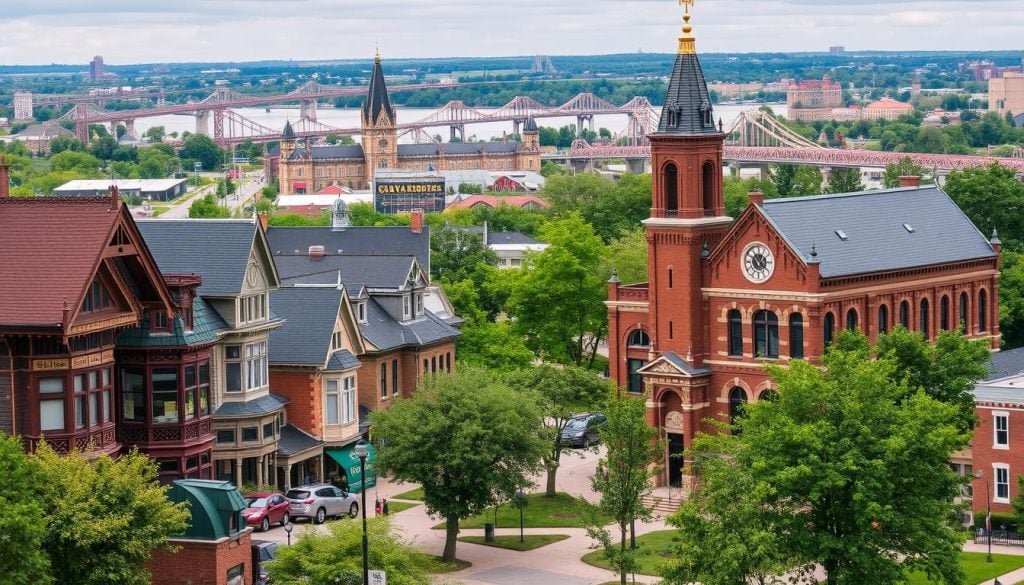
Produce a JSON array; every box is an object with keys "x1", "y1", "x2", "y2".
[{"x1": 360, "y1": 49, "x2": 398, "y2": 187}]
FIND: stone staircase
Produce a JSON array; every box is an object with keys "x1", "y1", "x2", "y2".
[{"x1": 642, "y1": 486, "x2": 688, "y2": 517}]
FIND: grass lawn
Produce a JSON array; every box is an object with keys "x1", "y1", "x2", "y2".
[
  {"x1": 384, "y1": 501, "x2": 419, "y2": 514},
  {"x1": 433, "y1": 492, "x2": 601, "y2": 529},
  {"x1": 906, "y1": 552, "x2": 1024, "y2": 584},
  {"x1": 426, "y1": 556, "x2": 472, "y2": 573},
  {"x1": 581, "y1": 530, "x2": 677, "y2": 577},
  {"x1": 459, "y1": 534, "x2": 570, "y2": 552},
  {"x1": 392, "y1": 487, "x2": 425, "y2": 501}
]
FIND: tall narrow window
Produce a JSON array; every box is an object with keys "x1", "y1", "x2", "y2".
[
  {"x1": 753, "y1": 310, "x2": 779, "y2": 358},
  {"x1": 996, "y1": 466, "x2": 1010, "y2": 502},
  {"x1": 664, "y1": 162, "x2": 678, "y2": 215},
  {"x1": 899, "y1": 300, "x2": 910, "y2": 328},
  {"x1": 379, "y1": 363, "x2": 387, "y2": 399},
  {"x1": 846, "y1": 309, "x2": 858, "y2": 332},
  {"x1": 729, "y1": 387, "x2": 748, "y2": 432},
  {"x1": 824, "y1": 312, "x2": 835, "y2": 348},
  {"x1": 920, "y1": 298, "x2": 930, "y2": 338},
  {"x1": 391, "y1": 360, "x2": 399, "y2": 395},
  {"x1": 995, "y1": 412, "x2": 1009, "y2": 448},
  {"x1": 940, "y1": 296, "x2": 950, "y2": 331},
  {"x1": 960, "y1": 292, "x2": 969, "y2": 332},
  {"x1": 667, "y1": 268, "x2": 673, "y2": 289},
  {"x1": 627, "y1": 359, "x2": 645, "y2": 394},
  {"x1": 878, "y1": 305, "x2": 889, "y2": 335},
  {"x1": 789, "y1": 313, "x2": 804, "y2": 359},
  {"x1": 979, "y1": 290, "x2": 988, "y2": 332},
  {"x1": 627, "y1": 330, "x2": 651, "y2": 347},
  {"x1": 728, "y1": 310, "x2": 743, "y2": 356},
  {"x1": 325, "y1": 380, "x2": 340, "y2": 425},
  {"x1": 702, "y1": 161, "x2": 715, "y2": 215}
]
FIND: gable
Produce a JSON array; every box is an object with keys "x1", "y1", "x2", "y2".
[
  {"x1": 332, "y1": 292, "x2": 367, "y2": 358},
  {"x1": 705, "y1": 205, "x2": 811, "y2": 290}
]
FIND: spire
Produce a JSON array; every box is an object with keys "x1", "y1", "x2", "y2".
[
  {"x1": 282, "y1": 119, "x2": 295, "y2": 139},
  {"x1": 362, "y1": 49, "x2": 394, "y2": 126},
  {"x1": 523, "y1": 117, "x2": 538, "y2": 133},
  {"x1": 657, "y1": 0, "x2": 718, "y2": 135}
]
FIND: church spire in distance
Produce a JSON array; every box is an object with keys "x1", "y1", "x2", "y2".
[
  {"x1": 657, "y1": 0, "x2": 719, "y2": 135},
  {"x1": 362, "y1": 46, "x2": 395, "y2": 126}
]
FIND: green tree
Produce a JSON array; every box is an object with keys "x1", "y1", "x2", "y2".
[
  {"x1": 34, "y1": 445, "x2": 190, "y2": 585},
  {"x1": 825, "y1": 167, "x2": 864, "y2": 194},
  {"x1": 584, "y1": 392, "x2": 661, "y2": 585},
  {"x1": 540, "y1": 160, "x2": 568, "y2": 177},
  {"x1": 882, "y1": 156, "x2": 926, "y2": 188},
  {"x1": 601, "y1": 227, "x2": 648, "y2": 286},
  {"x1": 89, "y1": 135, "x2": 118, "y2": 161},
  {"x1": 768, "y1": 164, "x2": 821, "y2": 197},
  {"x1": 430, "y1": 227, "x2": 498, "y2": 283},
  {"x1": 506, "y1": 365, "x2": 611, "y2": 495},
  {"x1": 944, "y1": 163, "x2": 1024, "y2": 249},
  {"x1": 180, "y1": 134, "x2": 224, "y2": 174},
  {"x1": 542, "y1": 172, "x2": 650, "y2": 241},
  {"x1": 705, "y1": 339, "x2": 968, "y2": 585},
  {"x1": 49, "y1": 134, "x2": 84, "y2": 155},
  {"x1": 457, "y1": 320, "x2": 535, "y2": 371},
  {"x1": 267, "y1": 517, "x2": 435, "y2": 585},
  {"x1": 50, "y1": 150, "x2": 102, "y2": 174},
  {"x1": 373, "y1": 367, "x2": 546, "y2": 562},
  {"x1": 0, "y1": 434, "x2": 51, "y2": 585},
  {"x1": 142, "y1": 125, "x2": 165, "y2": 144},
  {"x1": 508, "y1": 214, "x2": 607, "y2": 366},
  {"x1": 999, "y1": 251, "x2": 1024, "y2": 349},
  {"x1": 189, "y1": 194, "x2": 231, "y2": 218},
  {"x1": 914, "y1": 125, "x2": 950, "y2": 153},
  {"x1": 457, "y1": 182, "x2": 483, "y2": 194}
]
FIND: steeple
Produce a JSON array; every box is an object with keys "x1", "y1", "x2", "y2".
[
  {"x1": 282, "y1": 119, "x2": 295, "y2": 139},
  {"x1": 362, "y1": 50, "x2": 395, "y2": 126},
  {"x1": 657, "y1": 1, "x2": 718, "y2": 135}
]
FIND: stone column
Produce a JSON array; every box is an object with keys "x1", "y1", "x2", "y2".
[
  {"x1": 256, "y1": 455, "x2": 264, "y2": 486},
  {"x1": 285, "y1": 463, "x2": 293, "y2": 490},
  {"x1": 235, "y1": 458, "x2": 243, "y2": 487}
]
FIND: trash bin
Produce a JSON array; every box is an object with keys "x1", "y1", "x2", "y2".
[{"x1": 484, "y1": 523, "x2": 495, "y2": 542}]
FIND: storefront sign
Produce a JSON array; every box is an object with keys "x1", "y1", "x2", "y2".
[
  {"x1": 69, "y1": 314, "x2": 138, "y2": 335},
  {"x1": 374, "y1": 179, "x2": 446, "y2": 214},
  {"x1": 31, "y1": 358, "x2": 69, "y2": 371},
  {"x1": 32, "y1": 350, "x2": 113, "y2": 372}
]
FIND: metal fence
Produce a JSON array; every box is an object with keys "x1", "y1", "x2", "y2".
[{"x1": 975, "y1": 529, "x2": 1024, "y2": 547}]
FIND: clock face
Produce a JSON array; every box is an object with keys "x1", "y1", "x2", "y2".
[
  {"x1": 742, "y1": 242, "x2": 775, "y2": 283},
  {"x1": 378, "y1": 138, "x2": 389, "y2": 149}
]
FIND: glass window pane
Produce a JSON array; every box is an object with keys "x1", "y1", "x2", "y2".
[
  {"x1": 40, "y1": 399, "x2": 65, "y2": 431},
  {"x1": 88, "y1": 371, "x2": 98, "y2": 389},
  {"x1": 103, "y1": 389, "x2": 111, "y2": 422},
  {"x1": 242, "y1": 427, "x2": 258, "y2": 442},
  {"x1": 102, "y1": 368, "x2": 110, "y2": 387},
  {"x1": 74, "y1": 374, "x2": 85, "y2": 393},
  {"x1": 199, "y1": 363, "x2": 210, "y2": 385},
  {"x1": 226, "y1": 363, "x2": 241, "y2": 392},
  {"x1": 185, "y1": 390, "x2": 195, "y2": 420},
  {"x1": 90, "y1": 392, "x2": 100, "y2": 426},
  {"x1": 121, "y1": 368, "x2": 146, "y2": 421},
  {"x1": 152, "y1": 368, "x2": 179, "y2": 423},
  {"x1": 263, "y1": 422, "x2": 274, "y2": 439},
  {"x1": 185, "y1": 365, "x2": 197, "y2": 388},
  {"x1": 326, "y1": 393, "x2": 339, "y2": 425},
  {"x1": 40, "y1": 378, "x2": 65, "y2": 393},
  {"x1": 200, "y1": 387, "x2": 210, "y2": 415},
  {"x1": 75, "y1": 395, "x2": 85, "y2": 429}
]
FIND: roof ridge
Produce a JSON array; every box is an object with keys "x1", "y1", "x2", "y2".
[{"x1": 763, "y1": 185, "x2": 935, "y2": 205}]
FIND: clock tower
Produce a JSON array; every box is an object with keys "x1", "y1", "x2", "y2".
[{"x1": 361, "y1": 49, "x2": 398, "y2": 185}]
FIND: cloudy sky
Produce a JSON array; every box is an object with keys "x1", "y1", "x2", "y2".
[{"x1": 2, "y1": 0, "x2": 1021, "y2": 65}]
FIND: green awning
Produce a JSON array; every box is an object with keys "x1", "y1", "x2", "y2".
[{"x1": 326, "y1": 443, "x2": 377, "y2": 493}]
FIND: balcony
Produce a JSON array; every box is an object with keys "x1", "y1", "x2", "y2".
[
  {"x1": 28, "y1": 424, "x2": 118, "y2": 455},
  {"x1": 120, "y1": 418, "x2": 214, "y2": 447}
]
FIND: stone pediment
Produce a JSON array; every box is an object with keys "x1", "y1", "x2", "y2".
[{"x1": 636, "y1": 352, "x2": 712, "y2": 378}]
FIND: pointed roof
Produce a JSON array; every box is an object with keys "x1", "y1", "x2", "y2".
[
  {"x1": 523, "y1": 117, "x2": 538, "y2": 132},
  {"x1": 282, "y1": 119, "x2": 295, "y2": 139},
  {"x1": 362, "y1": 52, "x2": 394, "y2": 125},
  {"x1": 656, "y1": 8, "x2": 718, "y2": 135}
]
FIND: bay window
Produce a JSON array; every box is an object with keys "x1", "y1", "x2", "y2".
[
  {"x1": 343, "y1": 376, "x2": 356, "y2": 424},
  {"x1": 39, "y1": 377, "x2": 65, "y2": 432},
  {"x1": 326, "y1": 380, "x2": 340, "y2": 425}
]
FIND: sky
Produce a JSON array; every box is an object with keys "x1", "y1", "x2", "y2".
[{"x1": 1, "y1": 0, "x2": 1021, "y2": 65}]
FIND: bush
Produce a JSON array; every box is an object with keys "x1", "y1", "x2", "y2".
[{"x1": 974, "y1": 511, "x2": 1018, "y2": 532}]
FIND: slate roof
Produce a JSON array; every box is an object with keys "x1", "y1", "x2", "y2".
[
  {"x1": 327, "y1": 350, "x2": 361, "y2": 371},
  {"x1": 523, "y1": 117, "x2": 538, "y2": 132},
  {"x1": 213, "y1": 393, "x2": 287, "y2": 418},
  {"x1": 15, "y1": 124, "x2": 75, "y2": 139},
  {"x1": 363, "y1": 55, "x2": 395, "y2": 125},
  {"x1": 266, "y1": 226, "x2": 430, "y2": 273},
  {"x1": 282, "y1": 120, "x2": 295, "y2": 139},
  {"x1": 272, "y1": 254, "x2": 415, "y2": 289},
  {"x1": 488, "y1": 231, "x2": 542, "y2": 246},
  {"x1": 662, "y1": 351, "x2": 713, "y2": 376},
  {"x1": 137, "y1": 220, "x2": 260, "y2": 296},
  {"x1": 759, "y1": 186, "x2": 997, "y2": 279},
  {"x1": 0, "y1": 197, "x2": 137, "y2": 326},
  {"x1": 397, "y1": 142, "x2": 521, "y2": 157},
  {"x1": 117, "y1": 296, "x2": 225, "y2": 348},
  {"x1": 985, "y1": 347, "x2": 1024, "y2": 382},
  {"x1": 289, "y1": 145, "x2": 365, "y2": 161},
  {"x1": 277, "y1": 423, "x2": 323, "y2": 456},
  {"x1": 657, "y1": 52, "x2": 719, "y2": 135},
  {"x1": 268, "y1": 287, "x2": 342, "y2": 365},
  {"x1": 361, "y1": 299, "x2": 460, "y2": 350}
]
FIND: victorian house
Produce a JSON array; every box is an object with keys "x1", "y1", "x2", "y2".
[
  {"x1": 137, "y1": 219, "x2": 287, "y2": 489},
  {"x1": 606, "y1": 13, "x2": 1001, "y2": 489}
]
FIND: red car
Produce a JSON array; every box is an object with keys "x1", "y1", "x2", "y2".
[{"x1": 243, "y1": 492, "x2": 290, "y2": 532}]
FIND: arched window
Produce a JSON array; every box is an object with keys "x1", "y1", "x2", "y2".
[
  {"x1": 846, "y1": 308, "x2": 858, "y2": 332},
  {"x1": 759, "y1": 389, "x2": 779, "y2": 402},
  {"x1": 728, "y1": 310, "x2": 743, "y2": 357},
  {"x1": 899, "y1": 300, "x2": 910, "y2": 328},
  {"x1": 729, "y1": 387, "x2": 748, "y2": 431},
  {"x1": 789, "y1": 313, "x2": 804, "y2": 359},
  {"x1": 702, "y1": 161, "x2": 715, "y2": 215},
  {"x1": 824, "y1": 312, "x2": 835, "y2": 348},
  {"x1": 627, "y1": 329, "x2": 651, "y2": 348},
  {"x1": 753, "y1": 310, "x2": 779, "y2": 358},
  {"x1": 979, "y1": 289, "x2": 988, "y2": 332},
  {"x1": 664, "y1": 162, "x2": 678, "y2": 215},
  {"x1": 940, "y1": 296, "x2": 950, "y2": 331},
  {"x1": 878, "y1": 305, "x2": 889, "y2": 335},
  {"x1": 920, "y1": 298, "x2": 930, "y2": 338},
  {"x1": 960, "y1": 292, "x2": 969, "y2": 332}
]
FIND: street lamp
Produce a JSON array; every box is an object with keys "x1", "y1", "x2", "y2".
[
  {"x1": 515, "y1": 490, "x2": 527, "y2": 543},
  {"x1": 283, "y1": 521, "x2": 293, "y2": 546},
  {"x1": 974, "y1": 470, "x2": 993, "y2": 563},
  {"x1": 354, "y1": 439, "x2": 370, "y2": 585}
]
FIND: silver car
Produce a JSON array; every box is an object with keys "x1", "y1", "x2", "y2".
[{"x1": 285, "y1": 484, "x2": 359, "y2": 524}]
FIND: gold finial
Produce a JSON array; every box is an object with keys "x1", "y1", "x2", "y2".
[
  {"x1": 678, "y1": 0, "x2": 696, "y2": 54},
  {"x1": 375, "y1": 43, "x2": 381, "y2": 63}
]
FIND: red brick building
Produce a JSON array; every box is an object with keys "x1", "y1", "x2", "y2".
[
  {"x1": 606, "y1": 19, "x2": 1001, "y2": 488},
  {"x1": 970, "y1": 350, "x2": 1024, "y2": 516}
]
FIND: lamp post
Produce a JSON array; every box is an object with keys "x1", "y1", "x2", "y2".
[
  {"x1": 355, "y1": 439, "x2": 370, "y2": 585},
  {"x1": 975, "y1": 470, "x2": 993, "y2": 563},
  {"x1": 283, "y1": 521, "x2": 293, "y2": 546},
  {"x1": 515, "y1": 490, "x2": 526, "y2": 543}
]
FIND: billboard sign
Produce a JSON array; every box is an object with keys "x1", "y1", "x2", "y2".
[{"x1": 374, "y1": 179, "x2": 446, "y2": 214}]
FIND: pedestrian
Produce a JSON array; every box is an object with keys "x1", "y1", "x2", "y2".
[
  {"x1": 375, "y1": 497, "x2": 382, "y2": 515},
  {"x1": 382, "y1": 498, "x2": 389, "y2": 516}
]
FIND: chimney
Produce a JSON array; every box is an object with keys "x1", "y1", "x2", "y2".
[
  {"x1": 0, "y1": 154, "x2": 9, "y2": 198},
  {"x1": 748, "y1": 190, "x2": 765, "y2": 206},
  {"x1": 257, "y1": 212, "x2": 269, "y2": 231},
  {"x1": 308, "y1": 245, "x2": 325, "y2": 260},
  {"x1": 109, "y1": 184, "x2": 121, "y2": 211},
  {"x1": 898, "y1": 175, "x2": 921, "y2": 188},
  {"x1": 410, "y1": 208, "x2": 424, "y2": 234},
  {"x1": 502, "y1": 131, "x2": 508, "y2": 143}
]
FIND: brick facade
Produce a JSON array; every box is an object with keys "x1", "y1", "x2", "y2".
[
  {"x1": 148, "y1": 530, "x2": 252, "y2": 585},
  {"x1": 356, "y1": 341, "x2": 456, "y2": 412},
  {"x1": 973, "y1": 397, "x2": 1024, "y2": 514},
  {"x1": 270, "y1": 370, "x2": 321, "y2": 437}
]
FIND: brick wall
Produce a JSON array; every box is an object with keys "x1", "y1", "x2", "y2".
[
  {"x1": 357, "y1": 343, "x2": 456, "y2": 413},
  {"x1": 973, "y1": 404, "x2": 1024, "y2": 515},
  {"x1": 270, "y1": 369, "x2": 321, "y2": 438},
  {"x1": 0, "y1": 339, "x2": 11, "y2": 435},
  {"x1": 148, "y1": 529, "x2": 252, "y2": 585}
]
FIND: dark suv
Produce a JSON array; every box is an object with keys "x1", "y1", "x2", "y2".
[{"x1": 560, "y1": 413, "x2": 607, "y2": 447}]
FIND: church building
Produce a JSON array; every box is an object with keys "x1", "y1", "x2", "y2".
[
  {"x1": 275, "y1": 53, "x2": 542, "y2": 194},
  {"x1": 606, "y1": 8, "x2": 1002, "y2": 489}
]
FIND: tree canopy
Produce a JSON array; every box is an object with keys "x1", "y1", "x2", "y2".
[{"x1": 0, "y1": 434, "x2": 51, "y2": 585}]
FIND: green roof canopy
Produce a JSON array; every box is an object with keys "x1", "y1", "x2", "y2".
[
  {"x1": 326, "y1": 442, "x2": 377, "y2": 493},
  {"x1": 168, "y1": 479, "x2": 246, "y2": 540}
]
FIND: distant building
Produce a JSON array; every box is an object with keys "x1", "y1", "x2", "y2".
[
  {"x1": 13, "y1": 91, "x2": 32, "y2": 122},
  {"x1": 462, "y1": 222, "x2": 549, "y2": 269},
  {"x1": 990, "y1": 73, "x2": 1024, "y2": 117},
  {"x1": 786, "y1": 75, "x2": 843, "y2": 121},
  {"x1": 54, "y1": 179, "x2": 188, "y2": 202},
  {"x1": 969, "y1": 348, "x2": 1024, "y2": 518},
  {"x1": 863, "y1": 97, "x2": 914, "y2": 120},
  {"x1": 923, "y1": 108, "x2": 963, "y2": 126},
  {"x1": 829, "y1": 46, "x2": 845, "y2": 55},
  {"x1": 446, "y1": 194, "x2": 549, "y2": 212},
  {"x1": 9, "y1": 123, "x2": 74, "y2": 154},
  {"x1": 708, "y1": 82, "x2": 765, "y2": 98},
  {"x1": 90, "y1": 55, "x2": 105, "y2": 81}
]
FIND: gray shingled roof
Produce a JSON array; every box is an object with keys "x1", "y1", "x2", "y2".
[
  {"x1": 397, "y1": 142, "x2": 521, "y2": 157},
  {"x1": 138, "y1": 220, "x2": 258, "y2": 296},
  {"x1": 361, "y1": 299, "x2": 460, "y2": 351},
  {"x1": 488, "y1": 231, "x2": 542, "y2": 245},
  {"x1": 266, "y1": 226, "x2": 429, "y2": 273},
  {"x1": 117, "y1": 296, "x2": 225, "y2": 348},
  {"x1": 327, "y1": 350, "x2": 361, "y2": 371},
  {"x1": 974, "y1": 381, "x2": 1024, "y2": 405},
  {"x1": 657, "y1": 52, "x2": 719, "y2": 135},
  {"x1": 760, "y1": 187, "x2": 997, "y2": 279},
  {"x1": 662, "y1": 352, "x2": 712, "y2": 375},
  {"x1": 277, "y1": 423, "x2": 322, "y2": 456},
  {"x1": 268, "y1": 287, "x2": 342, "y2": 366},
  {"x1": 273, "y1": 255, "x2": 415, "y2": 289},
  {"x1": 986, "y1": 347, "x2": 1024, "y2": 382},
  {"x1": 289, "y1": 145, "x2": 365, "y2": 161},
  {"x1": 214, "y1": 393, "x2": 287, "y2": 418}
]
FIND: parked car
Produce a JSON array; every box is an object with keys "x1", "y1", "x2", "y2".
[
  {"x1": 251, "y1": 539, "x2": 278, "y2": 585},
  {"x1": 560, "y1": 413, "x2": 607, "y2": 447},
  {"x1": 285, "y1": 484, "x2": 359, "y2": 524},
  {"x1": 243, "y1": 492, "x2": 291, "y2": 532}
]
